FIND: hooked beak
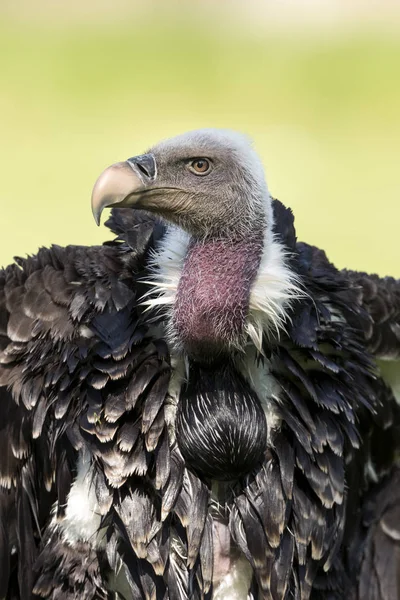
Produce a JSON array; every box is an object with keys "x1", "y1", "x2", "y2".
[{"x1": 91, "y1": 153, "x2": 157, "y2": 225}]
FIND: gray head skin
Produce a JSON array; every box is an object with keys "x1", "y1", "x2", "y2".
[{"x1": 92, "y1": 129, "x2": 271, "y2": 240}]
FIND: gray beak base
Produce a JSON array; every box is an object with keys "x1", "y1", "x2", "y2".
[{"x1": 91, "y1": 154, "x2": 157, "y2": 226}]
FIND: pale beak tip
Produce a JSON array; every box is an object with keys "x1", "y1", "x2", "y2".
[
  {"x1": 92, "y1": 203, "x2": 101, "y2": 226},
  {"x1": 91, "y1": 190, "x2": 102, "y2": 226}
]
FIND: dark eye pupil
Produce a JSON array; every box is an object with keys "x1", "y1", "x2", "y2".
[
  {"x1": 189, "y1": 158, "x2": 210, "y2": 174},
  {"x1": 193, "y1": 159, "x2": 209, "y2": 172}
]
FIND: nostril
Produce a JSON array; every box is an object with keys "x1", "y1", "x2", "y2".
[
  {"x1": 136, "y1": 163, "x2": 150, "y2": 178},
  {"x1": 127, "y1": 154, "x2": 157, "y2": 180}
]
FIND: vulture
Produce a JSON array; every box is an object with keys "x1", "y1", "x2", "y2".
[{"x1": 1, "y1": 128, "x2": 400, "y2": 600}]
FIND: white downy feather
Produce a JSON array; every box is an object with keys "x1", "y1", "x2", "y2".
[{"x1": 52, "y1": 449, "x2": 102, "y2": 547}]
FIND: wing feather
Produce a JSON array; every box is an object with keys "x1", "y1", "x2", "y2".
[
  {"x1": 342, "y1": 270, "x2": 400, "y2": 360},
  {"x1": 358, "y1": 468, "x2": 400, "y2": 600},
  {"x1": 0, "y1": 211, "x2": 180, "y2": 597}
]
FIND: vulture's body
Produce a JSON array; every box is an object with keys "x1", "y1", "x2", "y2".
[{"x1": 0, "y1": 129, "x2": 400, "y2": 600}]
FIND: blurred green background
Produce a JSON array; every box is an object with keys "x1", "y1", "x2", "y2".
[{"x1": 1, "y1": 1, "x2": 399, "y2": 276}]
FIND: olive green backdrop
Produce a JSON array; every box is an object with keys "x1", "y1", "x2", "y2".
[{"x1": 1, "y1": 3, "x2": 399, "y2": 276}]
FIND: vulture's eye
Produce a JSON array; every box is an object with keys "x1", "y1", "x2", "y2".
[{"x1": 187, "y1": 158, "x2": 212, "y2": 175}]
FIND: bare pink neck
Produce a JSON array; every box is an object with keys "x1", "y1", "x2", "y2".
[{"x1": 173, "y1": 234, "x2": 264, "y2": 360}]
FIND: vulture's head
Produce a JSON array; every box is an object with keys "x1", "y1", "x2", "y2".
[{"x1": 92, "y1": 129, "x2": 271, "y2": 239}]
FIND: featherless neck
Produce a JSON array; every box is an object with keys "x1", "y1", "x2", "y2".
[{"x1": 173, "y1": 230, "x2": 265, "y2": 360}]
